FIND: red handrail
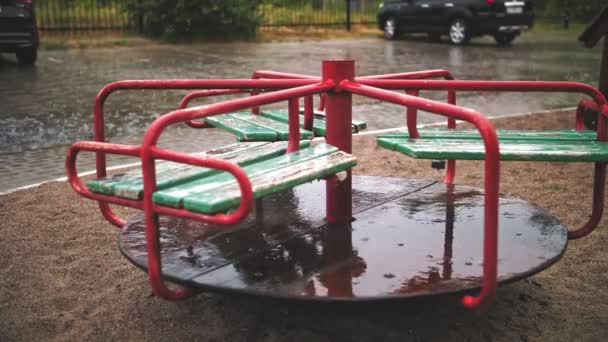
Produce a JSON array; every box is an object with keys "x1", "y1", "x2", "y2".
[
  {"x1": 179, "y1": 89, "x2": 247, "y2": 128},
  {"x1": 92, "y1": 78, "x2": 319, "y2": 228},
  {"x1": 138, "y1": 80, "x2": 334, "y2": 299},
  {"x1": 357, "y1": 70, "x2": 458, "y2": 183},
  {"x1": 342, "y1": 80, "x2": 500, "y2": 308}
]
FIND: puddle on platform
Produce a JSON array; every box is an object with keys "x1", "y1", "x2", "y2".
[{"x1": 120, "y1": 176, "x2": 567, "y2": 301}]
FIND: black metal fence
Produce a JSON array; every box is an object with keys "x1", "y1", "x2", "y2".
[
  {"x1": 35, "y1": 0, "x2": 382, "y2": 32},
  {"x1": 34, "y1": 0, "x2": 575, "y2": 33},
  {"x1": 258, "y1": 0, "x2": 382, "y2": 27},
  {"x1": 36, "y1": 0, "x2": 131, "y2": 32}
]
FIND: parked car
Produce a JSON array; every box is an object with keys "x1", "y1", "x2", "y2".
[
  {"x1": 378, "y1": 0, "x2": 535, "y2": 45},
  {"x1": 0, "y1": 0, "x2": 38, "y2": 65}
]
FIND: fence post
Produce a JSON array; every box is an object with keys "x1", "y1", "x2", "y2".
[{"x1": 345, "y1": 0, "x2": 351, "y2": 31}]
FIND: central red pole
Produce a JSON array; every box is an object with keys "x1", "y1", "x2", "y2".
[{"x1": 323, "y1": 60, "x2": 354, "y2": 224}]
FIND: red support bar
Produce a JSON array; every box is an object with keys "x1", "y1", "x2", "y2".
[
  {"x1": 568, "y1": 162, "x2": 606, "y2": 239},
  {"x1": 179, "y1": 89, "x2": 246, "y2": 128},
  {"x1": 304, "y1": 96, "x2": 314, "y2": 131},
  {"x1": 342, "y1": 80, "x2": 500, "y2": 309},
  {"x1": 252, "y1": 70, "x2": 320, "y2": 80},
  {"x1": 575, "y1": 99, "x2": 599, "y2": 130},
  {"x1": 357, "y1": 80, "x2": 608, "y2": 140},
  {"x1": 356, "y1": 79, "x2": 608, "y2": 110},
  {"x1": 446, "y1": 90, "x2": 457, "y2": 185},
  {"x1": 359, "y1": 69, "x2": 459, "y2": 184},
  {"x1": 323, "y1": 60, "x2": 354, "y2": 225},
  {"x1": 251, "y1": 70, "x2": 319, "y2": 114},
  {"x1": 65, "y1": 141, "x2": 143, "y2": 211},
  {"x1": 406, "y1": 90, "x2": 421, "y2": 138},
  {"x1": 357, "y1": 69, "x2": 455, "y2": 80},
  {"x1": 318, "y1": 94, "x2": 326, "y2": 111},
  {"x1": 287, "y1": 97, "x2": 301, "y2": 153},
  {"x1": 569, "y1": 106, "x2": 608, "y2": 239}
]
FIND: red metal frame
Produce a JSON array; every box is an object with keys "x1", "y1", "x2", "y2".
[
  {"x1": 92, "y1": 78, "x2": 319, "y2": 228},
  {"x1": 341, "y1": 80, "x2": 500, "y2": 308},
  {"x1": 67, "y1": 60, "x2": 608, "y2": 308},
  {"x1": 356, "y1": 78, "x2": 608, "y2": 240},
  {"x1": 358, "y1": 70, "x2": 458, "y2": 183},
  {"x1": 180, "y1": 89, "x2": 247, "y2": 128}
]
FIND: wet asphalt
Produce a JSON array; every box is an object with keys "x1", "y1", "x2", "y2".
[{"x1": 0, "y1": 30, "x2": 602, "y2": 192}]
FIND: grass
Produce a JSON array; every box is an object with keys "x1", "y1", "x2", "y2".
[
  {"x1": 530, "y1": 19, "x2": 587, "y2": 33},
  {"x1": 547, "y1": 184, "x2": 564, "y2": 191}
]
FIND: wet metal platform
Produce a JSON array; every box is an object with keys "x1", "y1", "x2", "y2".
[{"x1": 119, "y1": 176, "x2": 567, "y2": 302}]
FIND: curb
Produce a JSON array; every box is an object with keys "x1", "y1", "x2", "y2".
[{"x1": 0, "y1": 106, "x2": 577, "y2": 196}]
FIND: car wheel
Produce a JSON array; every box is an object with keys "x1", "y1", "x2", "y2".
[
  {"x1": 448, "y1": 19, "x2": 469, "y2": 45},
  {"x1": 16, "y1": 48, "x2": 37, "y2": 66},
  {"x1": 384, "y1": 17, "x2": 398, "y2": 40},
  {"x1": 494, "y1": 32, "x2": 517, "y2": 46}
]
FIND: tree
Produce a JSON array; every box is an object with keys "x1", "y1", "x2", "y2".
[{"x1": 125, "y1": 0, "x2": 262, "y2": 41}]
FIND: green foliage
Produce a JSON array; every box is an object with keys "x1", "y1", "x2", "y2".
[
  {"x1": 536, "y1": 0, "x2": 607, "y2": 20},
  {"x1": 124, "y1": 0, "x2": 262, "y2": 41}
]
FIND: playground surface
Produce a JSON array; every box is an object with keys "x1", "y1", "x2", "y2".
[{"x1": 1, "y1": 108, "x2": 607, "y2": 341}]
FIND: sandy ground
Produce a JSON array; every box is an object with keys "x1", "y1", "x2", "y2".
[{"x1": 1, "y1": 109, "x2": 608, "y2": 341}]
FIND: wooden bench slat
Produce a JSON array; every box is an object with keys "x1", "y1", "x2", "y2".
[
  {"x1": 205, "y1": 112, "x2": 313, "y2": 141},
  {"x1": 152, "y1": 143, "x2": 356, "y2": 212},
  {"x1": 182, "y1": 151, "x2": 356, "y2": 214},
  {"x1": 260, "y1": 110, "x2": 367, "y2": 136},
  {"x1": 87, "y1": 141, "x2": 309, "y2": 199},
  {"x1": 380, "y1": 129, "x2": 597, "y2": 141},
  {"x1": 230, "y1": 112, "x2": 313, "y2": 140},
  {"x1": 378, "y1": 137, "x2": 608, "y2": 162},
  {"x1": 205, "y1": 113, "x2": 279, "y2": 141}
]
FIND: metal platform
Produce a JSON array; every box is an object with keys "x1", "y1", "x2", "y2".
[{"x1": 119, "y1": 176, "x2": 568, "y2": 302}]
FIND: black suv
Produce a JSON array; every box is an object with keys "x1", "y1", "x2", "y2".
[
  {"x1": 0, "y1": 0, "x2": 38, "y2": 65},
  {"x1": 378, "y1": 0, "x2": 534, "y2": 45}
]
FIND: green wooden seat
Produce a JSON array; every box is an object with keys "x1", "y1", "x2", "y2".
[
  {"x1": 87, "y1": 141, "x2": 310, "y2": 200},
  {"x1": 378, "y1": 136, "x2": 608, "y2": 162},
  {"x1": 204, "y1": 112, "x2": 314, "y2": 141},
  {"x1": 260, "y1": 109, "x2": 368, "y2": 136},
  {"x1": 380, "y1": 128, "x2": 597, "y2": 141},
  {"x1": 153, "y1": 143, "x2": 357, "y2": 213},
  {"x1": 87, "y1": 142, "x2": 357, "y2": 215}
]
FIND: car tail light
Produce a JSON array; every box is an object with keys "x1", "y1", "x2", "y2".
[
  {"x1": 16, "y1": 0, "x2": 33, "y2": 4},
  {"x1": 486, "y1": 0, "x2": 494, "y2": 3}
]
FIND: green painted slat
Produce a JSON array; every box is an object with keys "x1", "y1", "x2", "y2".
[
  {"x1": 379, "y1": 129, "x2": 597, "y2": 141},
  {"x1": 378, "y1": 137, "x2": 608, "y2": 162},
  {"x1": 180, "y1": 151, "x2": 357, "y2": 213},
  {"x1": 152, "y1": 143, "x2": 345, "y2": 209},
  {"x1": 87, "y1": 141, "x2": 310, "y2": 199},
  {"x1": 205, "y1": 113, "x2": 279, "y2": 141},
  {"x1": 230, "y1": 112, "x2": 313, "y2": 140},
  {"x1": 260, "y1": 110, "x2": 367, "y2": 136}
]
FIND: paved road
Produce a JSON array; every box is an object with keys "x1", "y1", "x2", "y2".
[{"x1": 0, "y1": 31, "x2": 602, "y2": 192}]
